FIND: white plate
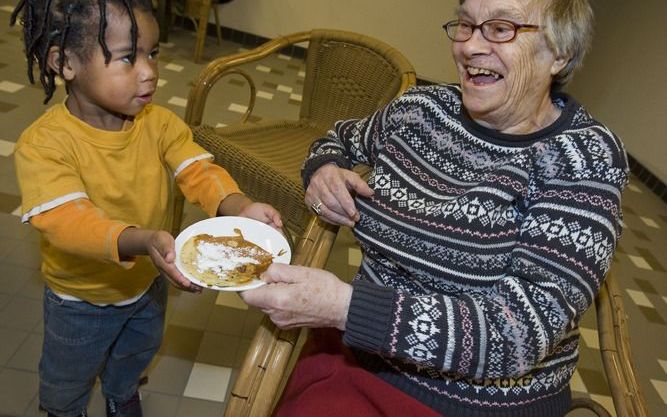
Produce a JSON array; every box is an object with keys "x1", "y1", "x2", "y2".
[{"x1": 175, "y1": 216, "x2": 291, "y2": 291}]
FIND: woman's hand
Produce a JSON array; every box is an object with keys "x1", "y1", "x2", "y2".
[
  {"x1": 239, "y1": 263, "x2": 353, "y2": 330},
  {"x1": 305, "y1": 164, "x2": 373, "y2": 227}
]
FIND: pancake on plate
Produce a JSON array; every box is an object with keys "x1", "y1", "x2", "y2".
[{"x1": 180, "y1": 228, "x2": 276, "y2": 287}]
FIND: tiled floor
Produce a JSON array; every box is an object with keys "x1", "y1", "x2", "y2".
[{"x1": 0, "y1": 3, "x2": 666, "y2": 417}]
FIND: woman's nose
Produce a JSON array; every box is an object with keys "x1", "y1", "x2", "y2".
[{"x1": 460, "y1": 27, "x2": 492, "y2": 55}]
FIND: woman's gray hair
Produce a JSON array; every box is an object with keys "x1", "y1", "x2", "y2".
[{"x1": 541, "y1": 0, "x2": 594, "y2": 88}]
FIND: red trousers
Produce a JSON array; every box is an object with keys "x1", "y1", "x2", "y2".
[{"x1": 273, "y1": 329, "x2": 442, "y2": 417}]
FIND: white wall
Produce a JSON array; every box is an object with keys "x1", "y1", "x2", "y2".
[
  {"x1": 214, "y1": 0, "x2": 459, "y2": 83},
  {"x1": 214, "y1": 0, "x2": 667, "y2": 184},
  {"x1": 567, "y1": 0, "x2": 667, "y2": 184}
]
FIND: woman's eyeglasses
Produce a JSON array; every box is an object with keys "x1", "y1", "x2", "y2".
[{"x1": 443, "y1": 19, "x2": 540, "y2": 43}]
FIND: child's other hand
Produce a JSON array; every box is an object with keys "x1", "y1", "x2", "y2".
[
  {"x1": 147, "y1": 230, "x2": 202, "y2": 293},
  {"x1": 237, "y1": 202, "x2": 283, "y2": 230}
]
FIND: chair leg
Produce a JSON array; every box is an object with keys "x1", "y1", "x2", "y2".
[
  {"x1": 212, "y1": 4, "x2": 222, "y2": 45},
  {"x1": 193, "y1": 0, "x2": 212, "y2": 63}
]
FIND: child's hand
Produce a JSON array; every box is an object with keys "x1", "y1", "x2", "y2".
[
  {"x1": 238, "y1": 202, "x2": 284, "y2": 230},
  {"x1": 239, "y1": 203, "x2": 283, "y2": 230},
  {"x1": 218, "y1": 193, "x2": 283, "y2": 230},
  {"x1": 146, "y1": 230, "x2": 202, "y2": 293}
]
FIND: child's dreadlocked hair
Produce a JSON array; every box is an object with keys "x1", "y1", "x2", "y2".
[{"x1": 10, "y1": 0, "x2": 154, "y2": 104}]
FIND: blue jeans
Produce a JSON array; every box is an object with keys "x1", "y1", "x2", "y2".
[{"x1": 39, "y1": 277, "x2": 167, "y2": 417}]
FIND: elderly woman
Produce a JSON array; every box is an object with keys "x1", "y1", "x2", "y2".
[{"x1": 241, "y1": 0, "x2": 628, "y2": 416}]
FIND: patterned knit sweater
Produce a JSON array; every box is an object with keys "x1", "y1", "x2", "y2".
[{"x1": 301, "y1": 85, "x2": 628, "y2": 417}]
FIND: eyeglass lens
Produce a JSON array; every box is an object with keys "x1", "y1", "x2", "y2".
[{"x1": 449, "y1": 20, "x2": 517, "y2": 43}]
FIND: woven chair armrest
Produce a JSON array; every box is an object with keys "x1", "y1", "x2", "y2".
[
  {"x1": 185, "y1": 31, "x2": 313, "y2": 126},
  {"x1": 596, "y1": 273, "x2": 650, "y2": 417},
  {"x1": 224, "y1": 217, "x2": 340, "y2": 417}
]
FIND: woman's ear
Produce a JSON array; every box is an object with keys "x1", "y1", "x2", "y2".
[
  {"x1": 550, "y1": 54, "x2": 569, "y2": 76},
  {"x1": 47, "y1": 46, "x2": 76, "y2": 81}
]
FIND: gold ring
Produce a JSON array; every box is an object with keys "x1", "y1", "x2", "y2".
[{"x1": 310, "y1": 201, "x2": 323, "y2": 216}]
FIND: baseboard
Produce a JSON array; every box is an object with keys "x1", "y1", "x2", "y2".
[
  {"x1": 627, "y1": 155, "x2": 667, "y2": 203},
  {"x1": 196, "y1": 22, "x2": 667, "y2": 204}
]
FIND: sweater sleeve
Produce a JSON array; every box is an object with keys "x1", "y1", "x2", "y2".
[
  {"x1": 301, "y1": 90, "x2": 415, "y2": 188},
  {"x1": 29, "y1": 199, "x2": 134, "y2": 267},
  {"x1": 343, "y1": 128, "x2": 629, "y2": 380},
  {"x1": 176, "y1": 159, "x2": 243, "y2": 217}
]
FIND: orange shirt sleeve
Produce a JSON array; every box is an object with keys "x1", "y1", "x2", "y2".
[
  {"x1": 176, "y1": 159, "x2": 243, "y2": 217},
  {"x1": 29, "y1": 199, "x2": 134, "y2": 266}
]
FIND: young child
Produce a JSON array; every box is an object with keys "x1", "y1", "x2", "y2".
[{"x1": 10, "y1": 1, "x2": 282, "y2": 416}]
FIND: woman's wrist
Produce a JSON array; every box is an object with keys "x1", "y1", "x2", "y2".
[{"x1": 335, "y1": 282, "x2": 353, "y2": 331}]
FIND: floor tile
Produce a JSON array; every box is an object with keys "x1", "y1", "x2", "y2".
[
  {"x1": 0, "y1": 296, "x2": 42, "y2": 331},
  {"x1": 650, "y1": 379, "x2": 667, "y2": 404},
  {"x1": 143, "y1": 356, "x2": 193, "y2": 396},
  {"x1": 175, "y1": 396, "x2": 225, "y2": 417},
  {"x1": 0, "y1": 80, "x2": 24, "y2": 93},
  {"x1": 196, "y1": 331, "x2": 240, "y2": 368},
  {"x1": 159, "y1": 325, "x2": 204, "y2": 361},
  {"x1": 627, "y1": 254, "x2": 652, "y2": 270},
  {"x1": 6, "y1": 332, "x2": 42, "y2": 372},
  {"x1": 141, "y1": 390, "x2": 180, "y2": 417},
  {"x1": 168, "y1": 96, "x2": 188, "y2": 107},
  {"x1": 579, "y1": 327, "x2": 600, "y2": 350},
  {"x1": 183, "y1": 362, "x2": 232, "y2": 402},
  {"x1": 0, "y1": 368, "x2": 39, "y2": 416},
  {"x1": 0, "y1": 138, "x2": 14, "y2": 156},
  {"x1": 0, "y1": 191, "x2": 20, "y2": 213},
  {"x1": 215, "y1": 291, "x2": 248, "y2": 310},
  {"x1": 570, "y1": 369, "x2": 587, "y2": 393},
  {"x1": 206, "y1": 305, "x2": 247, "y2": 336},
  {"x1": 0, "y1": 327, "x2": 29, "y2": 366},
  {"x1": 626, "y1": 289, "x2": 655, "y2": 307},
  {"x1": 659, "y1": 359, "x2": 667, "y2": 375},
  {"x1": 588, "y1": 394, "x2": 617, "y2": 417},
  {"x1": 168, "y1": 290, "x2": 217, "y2": 331}
]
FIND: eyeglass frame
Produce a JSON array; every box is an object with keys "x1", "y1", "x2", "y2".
[{"x1": 443, "y1": 19, "x2": 540, "y2": 43}]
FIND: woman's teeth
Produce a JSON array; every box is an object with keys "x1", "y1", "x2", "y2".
[{"x1": 467, "y1": 66, "x2": 501, "y2": 79}]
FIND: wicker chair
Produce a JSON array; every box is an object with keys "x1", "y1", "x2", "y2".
[
  {"x1": 567, "y1": 272, "x2": 650, "y2": 417},
  {"x1": 225, "y1": 217, "x2": 650, "y2": 417},
  {"x1": 172, "y1": 29, "x2": 416, "y2": 238}
]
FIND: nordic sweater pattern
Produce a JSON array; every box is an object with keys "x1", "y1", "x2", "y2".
[{"x1": 302, "y1": 85, "x2": 628, "y2": 417}]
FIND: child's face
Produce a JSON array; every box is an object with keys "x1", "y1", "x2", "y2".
[{"x1": 65, "y1": 6, "x2": 159, "y2": 130}]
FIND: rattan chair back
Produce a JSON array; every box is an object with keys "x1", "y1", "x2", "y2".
[{"x1": 172, "y1": 29, "x2": 416, "y2": 238}]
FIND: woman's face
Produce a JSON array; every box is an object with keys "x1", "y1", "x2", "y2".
[{"x1": 452, "y1": 0, "x2": 566, "y2": 133}]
